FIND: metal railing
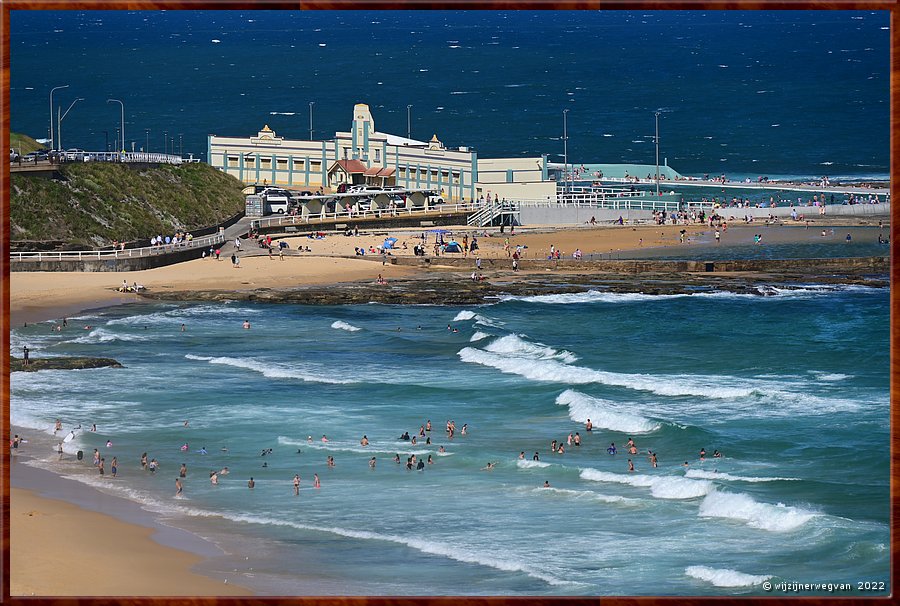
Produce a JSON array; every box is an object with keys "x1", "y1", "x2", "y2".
[
  {"x1": 11, "y1": 232, "x2": 225, "y2": 262},
  {"x1": 251, "y1": 201, "x2": 480, "y2": 230},
  {"x1": 13, "y1": 151, "x2": 188, "y2": 167}
]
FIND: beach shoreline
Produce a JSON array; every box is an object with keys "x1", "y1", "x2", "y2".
[
  {"x1": 9, "y1": 454, "x2": 254, "y2": 596},
  {"x1": 9, "y1": 221, "x2": 889, "y2": 325}
]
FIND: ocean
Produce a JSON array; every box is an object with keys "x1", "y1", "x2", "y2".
[
  {"x1": 10, "y1": 285, "x2": 890, "y2": 595},
  {"x1": 8, "y1": 10, "x2": 890, "y2": 179}
]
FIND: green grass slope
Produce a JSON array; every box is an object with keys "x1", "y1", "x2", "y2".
[
  {"x1": 10, "y1": 132, "x2": 46, "y2": 155},
  {"x1": 11, "y1": 161, "x2": 246, "y2": 248}
]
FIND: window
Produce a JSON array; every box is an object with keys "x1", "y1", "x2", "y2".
[
  {"x1": 227, "y1": 155, "x2": 238, "y2": 168},
  {"x1": 277, "y1": 159, "x2": 288, "y2": 170},
  {"x1": 244, "y1": 156, "x2": 256, "y2": 166},
  {"x1": 260, "y1": 158, "x2": 272, "y2": 169},
  {"x1": 374, "y1": 149, "x2": 381, "y2": 163},
  {"x1": 310, "y1": 161, "x2": 321, "y2": 171},
  {"x1": 293, "y1": 159, "x2": 305, "y2": 170}
]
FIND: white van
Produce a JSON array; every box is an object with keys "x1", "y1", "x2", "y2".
[{"x1": 261, "y1": 189, "x2": 290, "y2": 214}]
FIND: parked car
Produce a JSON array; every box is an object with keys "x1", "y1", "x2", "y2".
[
  {"x1": 348, "y1": 184, "x2": 382, "y2": 193},
  {"x1": 23, "y1": 150, "x2": 49, "y2": 163},
  {"x1": 65, "y1": 148, "x2": 85, "y2": 161}
]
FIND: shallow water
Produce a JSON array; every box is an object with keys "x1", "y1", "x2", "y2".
[{"x1": 10, "y1": 285, "x2": 890, "y2": 595}]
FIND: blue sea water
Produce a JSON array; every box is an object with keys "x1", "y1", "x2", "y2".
[
  {"x1": 10, "y1": 286, "x2": 890, "y2": 595},
  {"x1": 8, "y1": 10, "x2": 890, "y2": 179}
]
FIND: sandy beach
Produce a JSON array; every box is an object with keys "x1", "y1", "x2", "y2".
[
  {"x1": 10, "y1": 219, "x2": 886, "y2": 325},
  {"x1": 9, "y1": 484, "x2": 252, "y2": 596}
]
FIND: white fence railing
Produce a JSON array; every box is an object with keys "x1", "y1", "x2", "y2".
[
  {"x1": 11, "y1": 233, "x2": 225, "y2": 262},
  {"x1": 251, "y1": 201, "x2": 480, "y2": 230}
]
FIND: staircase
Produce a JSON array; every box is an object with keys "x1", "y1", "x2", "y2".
[{"x1": 467, "y1": 200, "x2": 519, "y2": 227}]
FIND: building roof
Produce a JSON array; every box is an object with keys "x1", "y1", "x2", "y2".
[
  {"x1": 364, "y1": 166, "x2": 396, "y2": 177},
  {"x1": 332, "y1": 159, "x2": 368, "y2": 174},
  {"x1": 376, "y1": 131, "x2": 427, "y2": 147}
]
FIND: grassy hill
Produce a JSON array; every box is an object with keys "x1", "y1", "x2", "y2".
[
  {"x1": 10, "y1": 132, "x2": 46, "y2": 155},
  {"x1": 11, "y1": 157, "x2": 246, "y2": 249}
]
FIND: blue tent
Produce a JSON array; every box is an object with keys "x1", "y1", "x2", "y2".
[
  {"x1": 383, "y1": 237, "x2": 398, "y2": 250},
  {"x1": 444, "y1": 241, "x2": 462, "y2": 253}
]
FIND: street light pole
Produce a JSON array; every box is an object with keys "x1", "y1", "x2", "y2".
[
  {"x1": 163, "y1": 131, "x2": 168, "y2": 155},
  {"x1": 107, "y1": 99, "x2": 125, "y2": 152},
  {"x1": 654, "y1": 111, "x2": 660, "y2": 198},
  {"x1": 407, "y1": 105, "x2": 413, "y2": 141},
  {"x1": 309, "y1": 102, "x2": 315, "y2": 140},
  {"x1": 145, "y1": 128, "x2": 150, "y2": 153},
  {"x1": 57, "y1": 97, "x2": 84, "y2": 151},
  {"x1": 179, "y1": 133, "x2": 183, "y2": 157},
  {"x1": 563, "y1": 109, "x2": 570, "y2": 197},
  {"x1": 49, "y1": 85, "x2": 69, "y2": 150}
]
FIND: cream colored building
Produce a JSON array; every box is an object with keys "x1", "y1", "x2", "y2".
[{"x1": 208, "y1": 104, "x2": 554, "y2": 202}]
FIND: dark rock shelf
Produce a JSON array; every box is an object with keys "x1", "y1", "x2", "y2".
[{"x1": 10, "y1": 356, "x2": 124, "y2": 372}]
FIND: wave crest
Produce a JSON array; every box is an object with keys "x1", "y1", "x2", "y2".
[
  {"x1": 686, "y1": 565, "x2": 771, "y2": 587},
  {"x1": 698, "y1": 490, "x2": 817, "y2": 531},
  {"x1": 580, "y1": 468, "x2": 713, "y2": 499},
  {"x1": 556, "y1": 389, "x2": 659, "y2": 433}
]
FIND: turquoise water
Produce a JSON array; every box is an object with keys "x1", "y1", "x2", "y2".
[{"x1": 10, "y1": 285, "x2": 890, "y2": 595}]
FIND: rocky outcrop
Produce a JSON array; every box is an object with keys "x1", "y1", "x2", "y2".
[
  {"x1": 137, "y1": 269, "x2": 888, "y2": 307},
  {"x1": 10, "y1": 356, "x2": 123, "y2": 372}
]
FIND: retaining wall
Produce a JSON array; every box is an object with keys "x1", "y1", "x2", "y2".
[{"x1": 11, "y1": 246, "x2": 208, "y2": 272}]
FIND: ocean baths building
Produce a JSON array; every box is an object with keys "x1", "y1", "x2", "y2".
[{"x1": 208, "y1": 104, "x2": 556, "y2": 203}]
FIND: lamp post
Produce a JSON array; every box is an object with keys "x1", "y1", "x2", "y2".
[
  {"x1": 178, "y1": 133, "x2": 183, "y2": 157},
  {"x1": 57, "y1": 97, "x2": 84, "y2": 151},
  {"x1": 107, "y1": 98, "x2": 125, "y2": 152},
  {"x1": 563, "y1": 109, "x2": 570, "y2": 197},
  {"x1": 145, "y1": 128, "x2": 150, "y2": 153},
  {"x1": 163, "y1": 131, "x2": 168, "y2": 155},
  {"x1": 309, "y1": 102, "x2": 315, "y2": 140},
  {"x1": 654, "y1": 110, "x2": 661, "y2": 198},
  {"x1": 49, "y1": 85, "x2": 69, "y2": 150},
  {"x1": 407, "y1": 104, "x2": 413, "y2": 141}
]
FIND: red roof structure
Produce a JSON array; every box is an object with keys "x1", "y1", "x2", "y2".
[{"x1": 332, "y1": 159, "x2": 368, "y2": 174}]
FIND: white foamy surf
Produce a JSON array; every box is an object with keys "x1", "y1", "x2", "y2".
[
  {"x1": 331, "y1": 320, "x2": 362, "y2": 332},
  {"x1": 556, "y1": 389, "x2": 660, "y2": 433},
  {"x1": 580, "y1": 468, "x2": 714, "y2": 499},
  {"x1": 685, "y1": 565, "x2": 771, "y2": 587},
  {"x1": 698, "y1": 490, "x2": 818, "y2": 531}
]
